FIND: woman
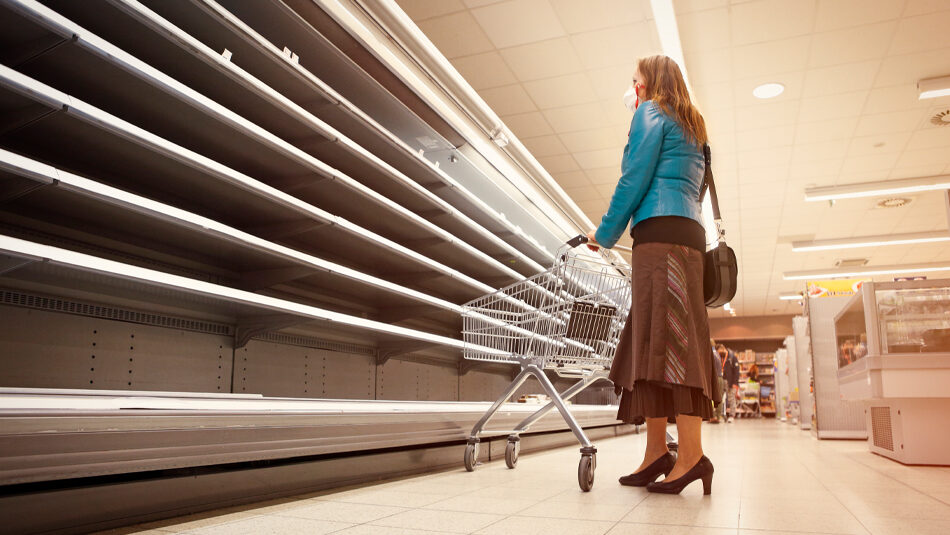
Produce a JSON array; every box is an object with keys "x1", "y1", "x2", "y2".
[{"x1": 587, "y1": 55, "x2": 715, "y2": 495}]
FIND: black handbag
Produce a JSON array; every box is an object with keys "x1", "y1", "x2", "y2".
[{"x1": 700, "y1": 144, "x2": 738, "y2": 308}]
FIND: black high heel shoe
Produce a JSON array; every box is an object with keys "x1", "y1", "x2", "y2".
[
  {"x1": 647, "y1": 455, "x2": 714, "y2": 495},
  {"x1": 619, "y1": 452, "x2": 676, "y2": 487}
]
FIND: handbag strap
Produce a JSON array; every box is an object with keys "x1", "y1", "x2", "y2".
[{"x1": 699, "y1": 144, "x2": 726, "y2": 243}]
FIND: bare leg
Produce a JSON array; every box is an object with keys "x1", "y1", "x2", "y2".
[
  {"x1": 667, "y1": 414, "x2": 703, "y2": 480},
  {"x1": 633, "y1": 417, "x2": 670, "y2": 473}
]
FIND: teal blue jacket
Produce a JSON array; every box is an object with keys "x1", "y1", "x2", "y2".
[{"x1": 594, "y1": 101, "x2": 705, "y2": 249}]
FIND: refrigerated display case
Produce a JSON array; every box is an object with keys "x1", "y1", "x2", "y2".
[{"x1": 836, "y1": 279, "x2": 950, "y2": 465}]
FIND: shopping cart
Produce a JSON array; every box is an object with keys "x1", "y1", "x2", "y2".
[{"x1": 461, "y1": 235, "x2": 631, "y2": 491}]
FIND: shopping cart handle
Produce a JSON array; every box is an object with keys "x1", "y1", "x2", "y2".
[{"x1": 566, "y1": 235, "x2": 589, "y2": 248}]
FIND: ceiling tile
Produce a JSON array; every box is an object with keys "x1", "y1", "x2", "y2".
[
  {"x1": 397, "y1": 0, "x2": 467, "y2": 21},
  {"x1": 451, "y1": 51, "x2": 518, "y2": 89},
  {"x1": 808, "y1": 21, "x2": 897, "y2": 68},
  {"x1": 537, "y1": 154, "x2": 580, "y2": 174},
  {"x1": 573, "y1": 148, "x2": 620, "y2": 170},
  {"x1": 594, "y1": 182, "x2": 618, "y2": 198},
  {"x1": 542, "y1": 102, "x2": 613, "y2": 132},
  {"x1": 855, "y1": 109, "x2": 926, "y2": 135},
  {"x1": 416, "y1": 11, "x2": 496, "y2": 58},
  {"x1": 889, "y1": 13, "x2": 950, "y2": 55},
  {"x1": 586, "y1": 166, "x2": 621, "y2": 185},
  {"x1": 731, "y1": 36, "x2": 811, "y2": 79},
  {"x1": 471, "y1": 0, "x2": 566, "y2": 48},
  {"x1": 587, "y1": 65, "x2": 639, "y2": 103},
  {"x1": 463, "y1": 0, "x2": 505, "y2": 6},
  {"x1": 675, "y1": 0, "x2": 729, "y2": 14},
  {"x1": 802, "y1": 60, "x2": 880, "y2": 97},
  {"x1": 563, "y1": 185, "x2": 603, "y2": 202},
  {"x1": 550, "y1": 0, "x2": 649, "y2": 34},
  {"x1": 479, "y1": 84, "x2": 537, "y2": 115},
  {"x1": 839, "y1": 152, "x2": 900, "y2": 175},
  {"x1": 814, "y1": 0, "x2": 906, "y2": 31},
  {"x1": 677, "y1": 7, "x2": 731, "y2": 52},
  {"x1": 502, "y1": 111, "x2": 555, "y2": 138},
  {"x1": 737, "y1": 147, "x2": 793, "y2": 170},
  {"x1": 794, "y1": 117, "x2": 858, "y2": 143},
  {"x1": 730, "y1": 0, "x2": 818, "y2": 46},
  {"x1": 874, "y1": 47, "x2": 950, "y2": 87},
  {"x1": 570, "y1": 21, "x2": 662, "y2": 70},
  {"x1": 797, "y1": 91, "x2": 868, "y2": 122},
  {"x1": 523, "y1": 72, "x2": 598, "y2": 109},
  {"x1": 888, "y1": 164, "x2": 946, "y2": 179},
  {"x1": 559, "y1": 127, "x2": 628, "y2": 153},
  {"x1": 902, "y1": 0, "x2": 950, "y2": 16},
  {"x1": 551, "y1": 170, "x2": 592, "y2": 188},
  {"x1": 862, "y1": 84, "x2": 931, "y2": 115},
  {"x1": 735, "y1": 100, "x2": 800, "y2": 131},
  {"x1": 904, "y1": 128, "x2": 950, "y2": 151},
  {"x1": 684, "y1": 47, "x2": 734, "y2": 86},
  {"x1": 895, "y1": 147, "x2": 950, "y2": 168},
  {"x1": 574, "y1": 198, "x2": 607, "y2": 213},
  {"x1": 733, "y1": 71, "x2": 804, "y2": 108},
  {"x1": 693, "y1": 82, "x2": 736, "y2": 113},
  {"x1": 521, "y1": 134, "x2": 569, "y2": 157},
  {"x1": 846, "y1": 132, "x2": 912, "y2": 157},
  {"x1": 499, "y1": 37, "x2": 584, "y2": 81}
]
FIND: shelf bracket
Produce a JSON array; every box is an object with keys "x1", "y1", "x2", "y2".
[
  {"x1": 234, "y1": 314, "x2": 309, "y2": 349},
  {"x1": 376, "y1": 340, "x2": 437, "y2": 366}
]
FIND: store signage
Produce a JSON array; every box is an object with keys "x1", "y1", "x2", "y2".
[{"x1": 806, "y1": 278, "x2": 870, "y2": 298}]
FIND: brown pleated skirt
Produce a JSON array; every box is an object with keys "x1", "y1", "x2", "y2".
[{"x1": 608, "y1": 243, "x2": 716, "y2": 422}]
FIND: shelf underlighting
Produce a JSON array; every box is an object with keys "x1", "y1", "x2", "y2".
[
  {"x1": 791, "y1": 231, "x2": 950, "y2": 252},
  {"x1": 804, "y1": 175, "x2": 950, "y2": 201},
  {"x1": 783, "y1": 262, "x2": 950, "y2": 281},
  {"x1": 918, "y1": 75, "x2": 950, "y2": 100},
  {"x1": 753, "y1": 83, "x2": 784, "y2": 99}
]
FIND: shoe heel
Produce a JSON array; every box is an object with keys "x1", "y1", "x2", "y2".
[{"x1": 702, "y1": 472, "x2": 713, "y2": 495}]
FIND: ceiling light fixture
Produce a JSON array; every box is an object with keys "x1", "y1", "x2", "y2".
[
  {"x1": 753, "y1": 83, "x2": 785, "y2": 99},
  {"x1": 791, "y1": 231, "x2": 950, "y2": 252},
  {"x1": 804, "y1": 175, "x2": 950, "y2": 201},
  {"x1": 779, "y1": 292, "x2": 803, "y2": 300},
  {"x1": 918, "y1": 75, "x2": 950, "y2": 100},
  {"x1": 783, "y1": 262, "x2": 950, "y2": 280},
  {"x1": 650, "y1": 0, "x2": 691, "y2": 91}
]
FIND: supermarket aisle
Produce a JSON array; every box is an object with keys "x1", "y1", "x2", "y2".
[{"x1": 100, "y1": 421, "x2": 950, "y2": 535}]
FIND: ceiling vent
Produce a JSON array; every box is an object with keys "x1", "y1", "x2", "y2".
[
  {"x1": 932, "y1": 109, "x2": 950, "y2": 126},
  {"x1": 835, "y1": 258, "x2": 869, "y2": 268},
  {"x1": 876, "y1": 197, "x2": 912, "y2": 209}
]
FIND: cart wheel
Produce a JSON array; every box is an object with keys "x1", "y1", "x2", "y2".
[
  {"x1": 578, "y1": 454, "x2": 595, "y2": 492},
  {"x1": 464, "y1": 442, "x2": 478, "y2": 472},
  {"x1": 505, "y1": 440, "x2": 519, "y2": 469}
]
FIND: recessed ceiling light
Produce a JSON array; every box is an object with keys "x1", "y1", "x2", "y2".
[{"x1": 753, "y1": 83, "x2": 784, "y2": 99}]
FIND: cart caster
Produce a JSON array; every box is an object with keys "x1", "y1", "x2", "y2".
[
  {"x1": 464, "y1": 442, "x2": 478, "y2": 472},
  {"x1": 578, "y1": 453, "x2": 595, "y2": 492},
  {"x1": 505, "y1": 438, "x2": 520, "y2": 469}
]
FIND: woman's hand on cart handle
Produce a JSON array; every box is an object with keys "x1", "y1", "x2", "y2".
[{"x1": 584, "y1": 231, "x2": 600, "y2": 251}]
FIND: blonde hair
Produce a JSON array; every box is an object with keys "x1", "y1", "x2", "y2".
[{"x1": 637, "y1": 55, "x2": 708, "y2": 147}]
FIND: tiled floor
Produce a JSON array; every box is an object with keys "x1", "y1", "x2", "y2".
[{"x1": 98, "y1": 420, "x2": 950, "y2": 535}]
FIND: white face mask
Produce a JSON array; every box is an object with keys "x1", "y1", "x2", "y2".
[{"x1": 622, "y1": 85, "x2": 638, "y2": 113}]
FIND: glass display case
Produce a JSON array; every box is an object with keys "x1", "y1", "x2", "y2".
[
  {"x1": 833, "y1": 279, "x2": 950, "y2": 466},
  {"x1": 834, "y1": 279, "x2": 950, "y2": 369}
]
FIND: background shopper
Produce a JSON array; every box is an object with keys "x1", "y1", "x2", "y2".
[
  {"x1": 718, "y1": 345, "x2": 740, "y2": 422},
  {"x1": 587, "y1": 54, "x2": 715, "y2": 495}
]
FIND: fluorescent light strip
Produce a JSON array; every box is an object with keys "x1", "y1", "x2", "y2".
[
  {"x1": 783, "y1": 262, "x2": 950, "y2": 281},
  {"x1": 792, "y1": 231, "x2": 950, "y2": 252},
  {"x1": 804, "y1": 175, "x2": 950, "y2": 201},
  {"x1": 779, "y1": 293, "x2": 803, "y2": 300},
  {"x1": 12, "y1": 0, "x2": 527, "y2": 285},
  {"x1": 0, "y1": 234, "x2": 508, "y2": 356},
  {"x1": 191, "y1": 0, "x2": 555, "y2": 266},
  {"x1": 650, "y1": 0, "x2": 691, "y2": 91},
  {"x1": 918, "y1": 75, "x2": 950, "y2": 100},
  {"x1": 0, "y1": 65, "x2": 494, "y2": 295}
]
